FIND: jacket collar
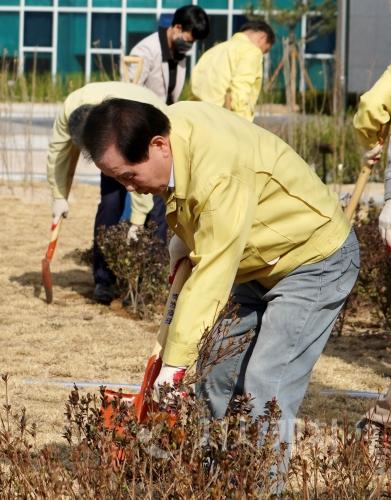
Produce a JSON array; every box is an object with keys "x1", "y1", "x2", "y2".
[{"x1": 166, "y1": 112, "x2": 191, "y2": 200}]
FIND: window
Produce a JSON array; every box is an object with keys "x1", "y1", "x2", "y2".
[
  {"x1": 24, "y1": 12, "x2": 53, "y2": 47},
  {"x1": 306, "y1": 15, "x2": 336, "y2": 54},
  {"x1": 57, "y1": 13, "x2": 86, "y2": 73},
  {"x1": 91, "y1": 13, "x2": 121, "y2": 49},
  {"x1": 24, "y1": 52, "x2": 51, "y2": 72}
]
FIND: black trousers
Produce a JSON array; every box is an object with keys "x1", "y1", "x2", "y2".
[{"x1": 93, "y1": 174, "x2": 168, "y2": 286}]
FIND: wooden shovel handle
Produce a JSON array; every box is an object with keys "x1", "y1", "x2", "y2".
[
  {"x1": 45, "y1": 218, "x2": 63, "y2": 261},
  {"x1": 152, "y1": 257, "x2": 192, "y2": 358},
  {"x1": 345, "y1": 122, "x2": 390, "y2": 222}
]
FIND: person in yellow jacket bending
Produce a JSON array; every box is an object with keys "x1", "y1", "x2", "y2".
[
  {"x1": 80, "y1": 99, "x2": 359, "y2": 451},
  {"x1": 46, "y1": 81, "x2": 167, "y2": 304},
  {"x1": 353, "y1": 65, "x2": 391, "y2": 437},
  {"x1": 191, "y1": 20, "x2": 275, "y2": 121}
]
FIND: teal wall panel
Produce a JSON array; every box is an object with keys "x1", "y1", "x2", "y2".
[
  {"x1": 198, "y1": 0, "x2": 228, "y2": 8},
  {"x1": 0, "y1": 0, "x2": 19, "y2": 4},
  {"x1": 59, "y1": 0, "x2": 87, "y2": 5},
  {"x1": 0, "y1": 12, "x2": 19, "y2": 53},
  {"x1": 57, "y1": 13, "x2": 86, "y2": 73},
  {"x1": 306, "y1": 58, "x2": 333, "y2": 91},
  {"x1": 128, "y1": 0, "x2": 156, "y2": 6},
  {"x1": 162, "y1": 0, "x2": 188, "y2": 8},
  {"x1": 93, "y1": 0, "x2": 121, "y2": 6},
  {"x1": 25, "y1": 0, "x2": 52, "y2": 5},
  {"x1": 234, "y1": 0, "x2": 257, "y2": 8}
]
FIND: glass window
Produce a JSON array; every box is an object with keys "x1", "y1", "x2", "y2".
[
  {"x1": 196, "y1": 15, "x2": 227, "y2": 57},
  {"x1": 59, "y1": 0, "x2": 86, "y2": 5},
  {"x1": 0, "y1": 0, "x2": 19, "y2": 5},
  {"x1": 24, "y1": 52, "x2": 51, "y2": 72},
  {"x1": 93, "y1": 0, "x2": 121, "y2": 7},
  {"x1": 25, "y1": 0, "x2": 52, "y2": 5},
  {"x1": 128, "y1": 0, "x2": 155, "y2": 6},
  {"x1": 57, "y1": 13, "x2": 86, "y2": 74},
  {"x1": 24, "y1": 12, "x2": 53, "y2": 47},
  {"x1": 127, "y1": 14, "x2": 156, "y2": 52},
  {"x1": 91, "y1": 13, "x2": 121, "y2": 49},
  {"x1": 306, "y1": 15, "x2": 336, "y2": 54},
  {"x1": 198, "y1": 0, "x2": 228, "y2": 8},
  {"x1": 91, "y1": 54, "x2": 120, "y2": 80},
  {"x1": 0, "y1": 12, "x2": 19, "y2": 53}
]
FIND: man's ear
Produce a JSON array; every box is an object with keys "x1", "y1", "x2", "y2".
[{"x1": 150, "y1": 135, "x2": 171, "y2": 157}]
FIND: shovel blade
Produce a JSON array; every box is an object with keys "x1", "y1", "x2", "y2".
[{"x1": 41, "y1": 257, "x2": 53, "y2": 304}]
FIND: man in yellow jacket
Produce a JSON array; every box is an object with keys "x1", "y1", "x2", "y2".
[
  {"x1": 46, "y1": 82, "x2": 166, "y2": 303},
  {"x1": 80, "y1": 99, "x2": 359, "y2": 449},
  {"x1": 353, "y1": 65, "x2": 391, "y2": 437},
  {"x1": 191, "y1": 20, "x2": 275, "y2": 121}
]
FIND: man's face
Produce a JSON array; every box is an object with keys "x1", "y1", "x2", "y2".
[
  {"x1": 97, "y1": 136, "x2": 172, "y2": 195},
  {"x1": 172, "y1": 24, "x2": 195, "y2": 44},
  {"x1": 255, "y1": 32, "x2": 272, "y2": 55}
]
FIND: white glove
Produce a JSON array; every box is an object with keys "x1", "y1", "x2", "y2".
[
  {"x1": 126, "y1": 224, "x2": 143, "y2": 243},
  {"x1": 52, "y1": 198, "x2": 69, "y2": 225},
  {"x1": 363, "y1": 142, "x2": 384, "y2": 166},
  {"x1": 379, "y1": 200, "x2": 391, "y2": 247},
  {"x1": 153, "y1": 364, "x2": 187, "y2": 402},
  {"x1": 169, "y1": 235, "x2": 190, "y2": 276}
]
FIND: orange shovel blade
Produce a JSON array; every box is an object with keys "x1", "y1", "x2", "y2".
[{"x1": 100, "y1": 355, "x2": 162, "y2": 432}]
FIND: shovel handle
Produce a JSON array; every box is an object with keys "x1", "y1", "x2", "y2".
[
  {"x1": 345, "y1": 121, "x2": 390, "y2": 222},
  {"x1": 152, "y1": 257, "x2": 193, "y2": 358},
  {"x1": 45, "y1": 217, "x2": 63, "y2": 261}
]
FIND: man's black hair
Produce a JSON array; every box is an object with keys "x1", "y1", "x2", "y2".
[
  {"x1": 239, "y1": 20, "x2": 276, "y2": 45},
  {"x1": 172, "y1": 5, "x2": 210, "y2": 40},
  {"x1": 68, "y1": 104, "x2": 93, "y2": 149},
  {"x1": 81, "y1": 98, "x2": 171, "y2": 165}
]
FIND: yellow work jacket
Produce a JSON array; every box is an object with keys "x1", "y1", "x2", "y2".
[
  {"x1": 162, "y1": 101, "x2": 351, "y2": 367},
  {"x1": 46, "y1": 82, "x2": 167, "y2": 224},
  {"x1": 353, "y1": 66, "x2": 391, "y2": 149},
  {"x1": 191, "y1": 33, "x2": 263, "y2": 121}
]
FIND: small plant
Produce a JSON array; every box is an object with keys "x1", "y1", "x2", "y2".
[
  {"x1": 335, "y1": 201, "x2": 391, "y2": 335},
  {"x1": 97, "y1": 221, "x2": 169, "y2": 318},
  {"x1": 0, "y1": 372, "x2": 390, "y2": 497}
]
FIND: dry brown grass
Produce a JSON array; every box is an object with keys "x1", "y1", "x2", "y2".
[{"x1": 0, "y1": 180, "x2": 389, "y2": 448}]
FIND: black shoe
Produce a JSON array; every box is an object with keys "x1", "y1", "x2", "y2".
[{"x1": 93, "y1": 283, "x2": 114, "y2": 305}]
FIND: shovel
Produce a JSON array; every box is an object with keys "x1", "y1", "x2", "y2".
[
  {"x1": 345, "y1": 122, "x2": 390, "y2": 221},
  {"x1": 41, "y1": 145, "x2": 78, "y2": 304},
  {"x1": 101, "y1": 257, "x2": 192, "y2": 432},
  {"x1": 41, "y1": 217, "x2": 64, "y2": 304}
]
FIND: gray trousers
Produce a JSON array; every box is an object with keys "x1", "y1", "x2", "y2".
[{"x1": 198, "y1": 229, "x2": 360, "y2": 447}]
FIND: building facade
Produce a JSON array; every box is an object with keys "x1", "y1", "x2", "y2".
[{"x1": 0, "y1": 0, "x2": 336, "y2": 90}]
